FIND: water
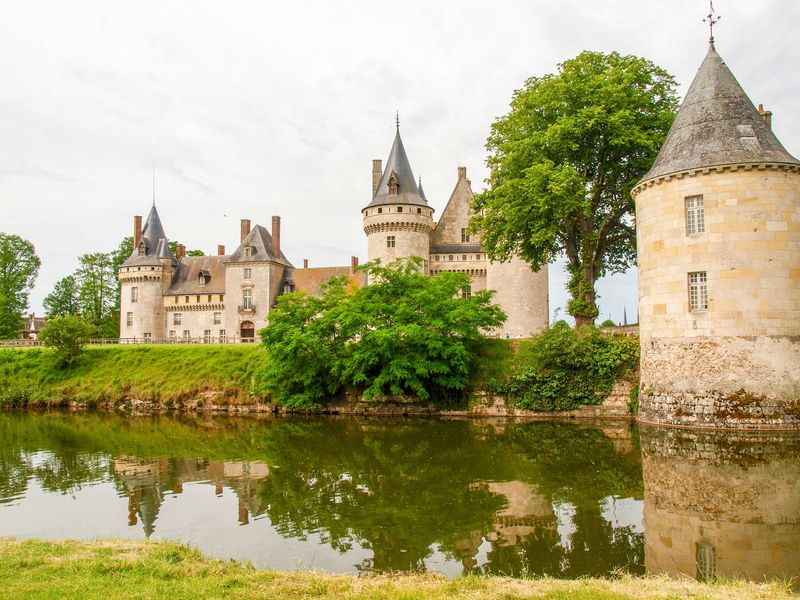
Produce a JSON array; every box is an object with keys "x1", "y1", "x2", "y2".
[{"x1": 0, "y1": 411, "x2": 797, "y2": 581}]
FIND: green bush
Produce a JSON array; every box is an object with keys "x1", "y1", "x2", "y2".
[
  {"x1": 497, "y1": 322, "x2": 639, "y2": 411},
  {"x1": 38, "y1": 316, "x2": 96, "y2": 367}
]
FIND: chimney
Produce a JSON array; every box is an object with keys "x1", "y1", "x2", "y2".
[
  {"x1": 350, "y1": 256, "x2": 359, "y2": 275},
  {"x1": 458, "y1": 166, "x2": 467, "y2": 180},
  {"x1": 240, "y1": 219, "x2": 251, "y2": 242},
  {"x1": 303, "y1": 258, "x2": 308, "y2": 269},
  {"x1": 217, "y1": 244, "x2": 225, "y2": 256},
  {"x1": 133, "y1": 215, "x2": 142, "y2": 249},
  {"x1": 176, "y1": 244, "x2": 186, "y2": 259},
  {"x1": 372, "y1": 159, "x2": 382, "y2": 197},
  {"x1": 271, "y1": 215, "x2": 281, "y2": 258},
  {"x1": 758, "y1": 103, "x2": 773, "y2": 129}
]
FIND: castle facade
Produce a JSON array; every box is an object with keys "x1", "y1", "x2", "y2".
[{"x1": 119, "y1": 128, "x2": 549, "y2": 341}]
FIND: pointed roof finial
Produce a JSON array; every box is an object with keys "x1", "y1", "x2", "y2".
[
  {"x1": 395, "y1": 110, "x2": 400, "y2": 131},
  {"x1": 703, "y1": 0, "x2": 721, "y2": 46},
  {"x1": 152, "y1": 162, "x2": 156, "y2": 207}
]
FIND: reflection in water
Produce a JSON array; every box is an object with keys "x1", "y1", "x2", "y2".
[
  {"x1": 0, "y1": 412, "x2": 796, "y2": 582},
  {"x1": 641, "y1": 426, "x2": 800, "y2": 582}
]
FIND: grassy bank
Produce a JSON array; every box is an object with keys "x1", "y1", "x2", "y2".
[
  {"x1": 0, "y1": 345, "x2": 268, "y2": 406},
  {"x1": 0, "y1": 538, "x2": 791, "y2": 600}
]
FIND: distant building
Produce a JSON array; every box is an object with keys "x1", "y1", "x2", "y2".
[{"x1": 19, "y1": 313, "x2": 46, "y2": 340}]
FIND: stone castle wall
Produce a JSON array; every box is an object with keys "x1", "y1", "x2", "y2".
[
  {"x1": 486, "y1": 256, "x2": 549, "y2": 338},
  {"x1": 119, "y1": 264, "x2": 170, "y2": 339},
  {"x1": 635, "y1": 168, "x2": 800, "y2": 428},
  {"x1": 363, "y1": 206, "x2": 433, "y2": 271}
]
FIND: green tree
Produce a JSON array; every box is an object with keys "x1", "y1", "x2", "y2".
[
  {"x1": 471, "y1": 51, "x2": 678, "y2": 326},
  {"x1": 43, "y1": 275, "x2": 81, "y2": 317},
  {"x1": 168, "y1": 241, "x2": 204, "y2": 256},
  {"x1": 39, "y1": 315, "x2": 96, "y2": 366},
  {"x1": 257, "y1": 258, "x2": 506, "y2": 407},
  {"x1": 76, "y1": 252, "x2": 116, "y2": 332},
  {"x1": 0, "y1": 233, "x2": 41, "y2": 339},
  {"x1": 109, "y1": 236, "x2": 133, "y2": 314}
]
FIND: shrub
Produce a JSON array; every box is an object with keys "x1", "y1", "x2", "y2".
[{"x1": 39, "y1": 316, "x2": 96, "y2": 367}]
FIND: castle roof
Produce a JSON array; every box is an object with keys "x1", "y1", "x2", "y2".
[
  {"x1": 228, "y1": 224, "x2": 293, "y2": 267},
  {"x1": 121, "y1": 205, "x2": 173, "y2": 267},
  {"x1": 418, "y1": 177, "x2": 428, "y2": 201},
  {"x1": 166, "y1": 255, "x2": 228, "y2": 295},
  {"x1": 639, "y1": 44, "x2": 800, "y2": 185},
  {"x1": 364, "y1": 127, "x2": 430, "y2": 210}
]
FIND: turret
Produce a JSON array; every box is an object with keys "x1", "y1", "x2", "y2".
[
  {"x1": 118, "y1": 205, "x2": 175, "y2": 340},
  {"x1": 632, "y1": 43, "x2": 800, "y2": 429},
  {"x1": 362, "y1": 124, "x2": 434, "y2": 278}
]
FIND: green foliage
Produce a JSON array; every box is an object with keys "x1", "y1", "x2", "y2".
[
  {"x1": 471, "y1": 51, "x2": 679, "y2": 325},
  {"x1": 0, "y1": 233, "x2": 41, "y2": 339},
  {"x1": 43, "y1": 275, "x2": 81, "y2": 317},
  {"x1": 495, "y1": 323, "x2": 639, "y2": 411},
  {"x1": 599, "y1": 319, "x2": 617, "y2": 328},
  {"x1": 76, "y1": 252, "x2": 116, "y2": 329},
  {"x1": 168, "y1": 240, "x2": 204, "y2": 256},
  {"x1": 628, "y1": 385, "x2": 640, "y2": 414},
  {"x1": 39, "y1": 316, "x2": 96, "y2": 367},
  {"x1": 257, "y1": 258, "x2": 506, "y2": 408}
]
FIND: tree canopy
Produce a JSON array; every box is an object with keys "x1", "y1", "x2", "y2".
[
  {"x1": 43, "y1": 275, "x2": 81, "y2": 317},
  {"x1": 39, "y1": 315, "x2": 96, "y2": 367},
  {"x1": 256, "y1": 258, "x2": 506, "y2": 407},
  {"x1": 0, "y1": 233, "x2": 41, "y2": 339},
  {"x1": 471, "y1": 51, "x2": 678, "y2": 326}
]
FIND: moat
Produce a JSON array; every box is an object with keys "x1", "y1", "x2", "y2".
[{"x1": 1, "y1": 412, "x2": 798, "y2": 582}]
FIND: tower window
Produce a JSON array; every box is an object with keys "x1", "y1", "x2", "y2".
[
  {"x1": 448, "y1": 255, "x2": 453, "y2": 262},
  {"x1": 213, "y1": 312, "x2": 221, "y2": 325},
  {"x1": 461, "y1": 228, "x2": 470, "y2": 243},
  {"x1": 417, "y1": 207, "x2": 421, "y2": 214},
  {"x1": 462, "y1": 255, "x2": 467, "y2": 261},
  {"x1": 137, "y1": 242, "x2": 145, "y2": 256},
  {"x1": 686, "y1": 195, "x2": 705, "y2": 235},
  {"x1": 131, "y1": 287, "x2": 138, "y2": 303},
  {"x1": 397, "y1": 206, "x2": 403, "y2": 213},
  {"x1": 378, "y1": 207, "x2": 383, "y2": 214},
  {"x1": 435, "y1": 255, "x2": 440, "y2": 261},
  {"x1": 388, "y1": 172, "x2": 399, "y2": 195},
  {"x1": 387, "y1": 236, "x2": 396, "y2": 248},
  {"x1": 126, "y1": 312, "x2": 133, "y2": 327},
  {"x1": 688, "y1": 272, "x2": 708, "y2": 311},
  {"x1": 174, "y1": 313, "x2": 182, "y2": 325}
]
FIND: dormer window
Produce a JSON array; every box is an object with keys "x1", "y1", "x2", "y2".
[
  {"x1": 198, "y1": 270, "x2": 211, "y2": 286},
  {"x1": 388, "y1": 172, "x2": 399, "y2": 195},
  {"x1": 244, "y1": 246, "x2": 255, "y2": 258},
  {"x1": 137, "y1": 242, "x2": 145, "y2": 256}
]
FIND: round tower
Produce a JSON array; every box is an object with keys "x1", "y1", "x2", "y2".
[
  {"x1": 118, "y1": 206, "x2": 174, "y2": 341},
  {"x1": 486, "y1": 257, "x2": 549, "y2": 338},
  {"x1": 632, "y1": 44, "x2": 800, "y2": 429},
  {"x1": 362, "y1": 125, "x2": 434, "y2": 276}
]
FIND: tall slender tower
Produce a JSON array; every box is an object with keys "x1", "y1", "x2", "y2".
[
  {"x1": 632, "y1": 42, "x2": 800, "y2": 428},
  {"x1": 362, "y1": 123, "x2": 434, "y2": 275},
  {"x1": 118, "y1": 205, "x2": 174, "y2": 340}
]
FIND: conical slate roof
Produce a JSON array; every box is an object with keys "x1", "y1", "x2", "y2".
[
  {"x1": 121, "y1": 205, "x2": 173, "y2": 267},
  {"x1": 364, "y1": 128, "x2": 429, "y2": 209},
  {"x1": 418, "y1": 177, "x2": 427, "y2": 201},
  {"x1": 640, "y1": 44, "x2": 799, "y2": 185}
]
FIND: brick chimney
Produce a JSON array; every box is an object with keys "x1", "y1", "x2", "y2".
[
  {"x1": 217, "y1": 244, "x2": 225, "y2": 256},
  {"x1": 758, "y1": 103, "x2": 773, "y2": 129},
  {"x1": 350, "y1": 256, "x2": 359, "y2": 275},
  {"x1": 240, "y1": 219, "x2": 251, "y2": 242},
  {"x1": 303, "y1": 258, "x2": 308, "y2": 269},
  {"x1": 271, "y1": 216, "x2": 281, "y2": 258},
  {"x1": 372, "y1": 159, "x2": 382, "y2": 197},
  {"x1": 176, "y1": 244, "x2": 186, "y2": 259},
  {"x1": 458, "y1": 166, "x2": 467, "y2": 180},
  {"x1": 133, "y1": 215, "x2": 142, "y2": 249}
]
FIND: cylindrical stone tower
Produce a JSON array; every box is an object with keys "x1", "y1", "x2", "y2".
[
  {"x1": 632, "y1": 44, "x2": 800, "y2": 429},
  {"x1": 362, "y1": 126, "x2": 434, "y2": 276},
  {"x1": 486, "y1": 257, "x2": 549, "y2": 338}
]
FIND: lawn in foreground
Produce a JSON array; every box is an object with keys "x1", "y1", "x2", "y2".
[{"x1": 0, "y1": 538, "x2": 793, "y2": 600}]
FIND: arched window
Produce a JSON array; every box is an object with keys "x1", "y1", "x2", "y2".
[
  {"x1": 388, "y1": 172, "x2": 399, "y2": 195},
  {"x1": 137, "y1": 242, "x2": 145, "y2": 256}
]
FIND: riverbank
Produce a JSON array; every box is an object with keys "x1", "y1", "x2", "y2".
[
  {"x1": 0, "y1": 338, "x2": 636, "y2": 418},
  {"x1": 0, "y1": 538, "x2": 792, "y2": 599}
]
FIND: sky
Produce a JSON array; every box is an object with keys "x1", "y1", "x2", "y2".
[{"x1": 2, "y1": 0, "x2": 799, "y2": 323}]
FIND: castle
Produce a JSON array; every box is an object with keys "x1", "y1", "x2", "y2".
[{"x1": 119, "y1": 126, "x2": 549, "y2": 342}]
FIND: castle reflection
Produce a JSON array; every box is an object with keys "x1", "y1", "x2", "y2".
[{"x1": 640, "y1": 426, "x2": 800, "y2": 581}]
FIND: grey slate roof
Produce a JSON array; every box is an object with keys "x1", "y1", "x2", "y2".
[
  {"x1": 418, "y1": 177, "x2": 428, "y2": 201},
  {"x1": 364, "y1": 128, "x2": 430, "y2": 209},
  {"x1": 121, "y1": 205, "x2": 174, "y2": 267},
  {"x1": 228, "y1": 224, "x2": 293, "y2": 267},
  {"x1": 640, "y1": 44, "x2": 800, "y2": 185},
  {"x1": 166, "y1": 255, "x2": 228, "y2": 295},
  {"x1": 430, "y1": 244, "x2": 484, "y2": 254}
]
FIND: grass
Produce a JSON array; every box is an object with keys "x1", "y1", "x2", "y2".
[
  {"x1": 0, "y1": 538, "x2": 793, "y2": 600},
  {"x1": 0, "y1": 344, "x2": 268, "y2": 407}
]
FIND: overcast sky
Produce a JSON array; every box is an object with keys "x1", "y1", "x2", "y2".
[{"x1": 2, "y1": 0, "x2": 798, "y2": 323}]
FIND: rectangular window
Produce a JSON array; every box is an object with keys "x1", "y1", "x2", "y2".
[
  {"x1": 397, "y1": 206, "x2": 403, "y2": 213},
  {"x1": 244, "y1": 267, "x2": 252, "y2": 280},
  {"x1": 196, "y1": 295, "x2": 200, "y2": 303},
  {"x1": 219, "y1": 294, "x2": 224, "y2": 302},
  {"x1": 462, "y1": 255, "x2": 467, "y2": 261},
  {"x1": 219, "y1": 329, "x2": 226, "y2": 341},
  {"x1": 244, "y1": 246, "x2": 252, "y2": 258},
  {"x1": 387, "y1": 236, "x2": 395, "y2": 248},
  {"x1": 169, "y1": 330, "x2": 176, "y2": 339},
  {"x1": 378, "y1": 207, "x2": 383, "y2": 214},
  {"x1": 174, "y1": 313, "x2": 182, "y2": 325},
  {"x1": 448, "y1": 255, "x2": 453, "y2": 262},
  {"x1": 143, "y1": 332, "x2": 151, "y2": 340},
  {"x1": 435, "y1": 255, "x2": 440, "y2": 262},
  {"x1": 131, "y1": 287, "x2": 138, "y2": 303},
  {"x1": 213, "y1": 312, "x2": 221, "y2": 325},
  {"x1": 207, "y1": 295, "x2": 212, "y2": 302},
  {"x1": 126, "y1": 312, "x2": 133, "y2": 327},
  {"x1": 461, "y1": 285, "x2": 472, "y2": 299},
  {"x1": 686, "y1": 195, "x2": 705, "y2": 235},
  {"x1": 461, "y1": 228, "x2": 470, "y2": 243},
  {"x1": 183, "y1": 330, "x2": 190, "y2": 340},
  {"x1": 185, "y1": 295, "x2": 189, "y2": 303},
  {"x1": 688, "y1": 271, "x2": 708, "y2": 311},
  {"x1": 243, "y1": 288, "x2": 253, "y2": 310},
  {"x1": 417, "y1": 207, "x2": 421, "y2": 214},
  {"x1": 204, "y1": 329, "x2": 211, "y2": 343}
]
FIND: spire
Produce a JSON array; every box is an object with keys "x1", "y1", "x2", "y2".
[
  {"x1": 364, "y1": 123, "x2": 429, "y2": 209},
  {"x1": 638, "y1": 45, "x2": 799, "y2": 185},
  {"x1": 623, "y1": 306, "x2": 628, "y2": 327},
  {"x1": 418, "y1": 176, "x2": 427, "y2": 201}
]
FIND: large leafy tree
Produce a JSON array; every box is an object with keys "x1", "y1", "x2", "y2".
[
  {"x1": 471, "y1": 51, "x2": 678, "y2": 326},
  {"x1": 76, "y1": 252, "x2": 116, "y2": 333},
  {"x1": 43, "y1": 275, "x2": 81, "y2": 317},
  {"x1": 0, "y1": 233, "x2": 41, "y2": 339}
]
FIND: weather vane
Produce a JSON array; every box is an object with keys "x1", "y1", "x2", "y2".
[
  {"x1": 395, "y1": 110, "x2": 400, "y2": 130},
  {"x1": 703, "y1": 0, "x2": 721, "y2": 45}
]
